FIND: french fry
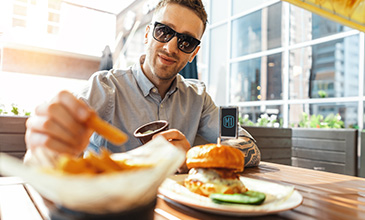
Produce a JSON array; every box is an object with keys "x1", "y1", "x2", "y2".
[
  {"x1": 85, "y1": 113, "x2": 128, "y2": 145},
  {"x1": 55, "y1": 148, "x2": 151, "y2": 175}
]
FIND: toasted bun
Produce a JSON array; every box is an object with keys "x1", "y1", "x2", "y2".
[{"x1": 186, "y1": 144, "x2": 244, "y2": 172}]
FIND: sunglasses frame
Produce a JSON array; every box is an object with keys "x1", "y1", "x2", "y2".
[{"x1": 152, "y1": 22, "x2": 201, "y2": 54}]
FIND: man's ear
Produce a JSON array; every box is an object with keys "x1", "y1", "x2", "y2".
[
  {"x1": 189, "y1": 46, "x2": 200, "y2": 63},
  {"x1": 144, "y1": 25, "x2": 150, "y2": 44}
]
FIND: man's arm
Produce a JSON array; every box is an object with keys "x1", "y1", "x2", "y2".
[{"x1": 221, "y1": 136, "x2": 261, "y2": 167}]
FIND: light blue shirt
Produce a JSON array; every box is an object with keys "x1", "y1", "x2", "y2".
[{"x1": 77, "y1": 55, "x2": 221, "y2": 153}]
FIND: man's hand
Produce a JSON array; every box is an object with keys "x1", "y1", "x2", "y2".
[
  {"x1": 153, "y1": 129, "x2": 191, "y2": 173},
  {"x1": 25, "y1": 90, "x2": 94, "y2": 157},
  {"x1": 153, "y1": 129, "x2": 191, "y2": 152}
]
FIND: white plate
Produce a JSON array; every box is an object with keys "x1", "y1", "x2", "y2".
[{"x1": 158, "y1": 174, "x2": 303, "y2": 216}]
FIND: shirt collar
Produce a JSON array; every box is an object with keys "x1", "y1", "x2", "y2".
[{"x1": 133, "y1": 55, "x2": 178, "y2": 97}]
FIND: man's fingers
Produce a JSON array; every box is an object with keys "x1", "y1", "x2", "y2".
[
  {"x1": 50, "y1": 90, "x2": 92, "y2": 122},
  {"x1": 26, "y1": 130, "x2": 83, "y2": 156},
  {"x1": 26, "y1": 116, "x2": 81, "y2": 147},
  {"x1": 154, "y1": 129, "x2": 191, "y2": 152}
]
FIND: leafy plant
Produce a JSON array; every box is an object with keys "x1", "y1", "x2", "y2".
[
  {"x1": 11, "y1": 106, "x2": 19, "y2": 115},
  {"x1": 239, "y1": 114, "x2": 255, "y2": 126},
  {"x1": 318, "y1": 90, "x2": 327, "y2": 98},
  {"x1": 298, "y1": 112, "x2": 344, "y2": 129},
  {"x1": 240, "y1": 114, "x2": 281, "y2": 128},
  {"x1": 0, "y1": 104, "x2": 31, "y2": 116}
]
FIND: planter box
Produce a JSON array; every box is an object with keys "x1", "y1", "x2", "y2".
[
  {"x1": 292, "y1": 128, "x2": 358, "y2": 176},
  {"x1": 0, "y1": 116, "x2": 28, "y2": 159},
  {"x1": 243, "y1": 126, "x2": 292, "y2": 165}
]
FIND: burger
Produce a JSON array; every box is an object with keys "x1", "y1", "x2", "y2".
[{"x1": 184, "y1": 144, "x2": 247, "y2": 197}]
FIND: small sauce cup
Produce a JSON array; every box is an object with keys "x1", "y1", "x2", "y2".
[{"x1": 133, "y1": 120, "x2": 169, "y2": 144}]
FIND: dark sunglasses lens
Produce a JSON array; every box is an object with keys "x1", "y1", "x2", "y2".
[
  {"x1": 177, "y1": 36, "x2": 199, "y2": 53},
  {"x1": 154, "y1": 24, "x2": 173, "y2": 42}
]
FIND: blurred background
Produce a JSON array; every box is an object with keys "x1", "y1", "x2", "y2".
[{"x1": 0, "y1": 0, "x2": 364, "y2": 130}]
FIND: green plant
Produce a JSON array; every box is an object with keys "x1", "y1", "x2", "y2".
[
  {"x1": 0, "y1": 104, "x2": 31, "y2": 116},
  {"x1": 11, "y1": 106, "x2": 19, "y2": 115},
  {"x1": 239, "y1": 114, "x2": 255, "y2": 126},
  {"x1": 318, "y1": 90, "x2": 327, "y2": 98},
  {"x1": 298, "y1": 112, "x2": 344, "y2": 129},
  {"x1": 240, "y1": 114, "x2": 281, "y2": 127}
]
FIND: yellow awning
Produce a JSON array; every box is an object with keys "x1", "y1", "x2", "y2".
[{"x1": 282, "y1": 0, "x2": 365, "y2": 32}]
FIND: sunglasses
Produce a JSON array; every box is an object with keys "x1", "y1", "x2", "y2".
[{"x1": 152, "y1": 22, "x2": 201, "y2": 54}]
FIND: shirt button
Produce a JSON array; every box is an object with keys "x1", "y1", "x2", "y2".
[
  {"x1": 152, "y1": 88, "x2": 157, "y2": 93},
  {"x1": 161, "y1": 104, "x2": 163, "y2": 108}
]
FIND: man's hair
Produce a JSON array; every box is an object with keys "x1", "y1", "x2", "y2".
[{"x1": 154, "y1": 0, "x2": 208, "y2": 35}]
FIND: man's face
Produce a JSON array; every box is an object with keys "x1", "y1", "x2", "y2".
[{"x1": 143, "y1": 3, "x2": 203, "y2": 82}]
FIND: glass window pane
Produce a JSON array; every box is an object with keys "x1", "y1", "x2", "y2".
[
  {"x1": 230, "y1": 53, "x2": 283, "y2": 102},
  {"x1": 208, "y1": 24, "x2": 227, "y2": 106},
  {"x1": 232, "y1": 0, "x2": 266, "y2": 16},
  {"x1": 12, "y1": 18, "x2": 26, "y2": 28},
  {"x1": 210, "y1": 0, "x2": 228, "y2": 24},
  {"x1": 47, "y1": 25, "x2": 58, "y2": 34},
  {"x1": 289, "y1": 35, "x2": 359, "y2": 99},
  {"x1": 48, "y1": 12, "x2": 60, "y2": 22},
  {"x1": 239, "y1": 105, "x2": 283, "y2": 127},
  {"x1": 289, "y1": 5, "x2": 351, "y2": 44},
  {"x1": 231, "y1": 10, "x2": 261, "y2": 57},
  {"x1": 231, "y1": 3, "x2": 282, "y2": 58},
  {"x1": 13, "y1": 4, "x2": 27, "y2": 16},
  {"x1": 48, "y1": 0, "x2": 61, "y2": 10},
  {"x1": 289, "y1": 102, "x2": 357, "y2": 128}
]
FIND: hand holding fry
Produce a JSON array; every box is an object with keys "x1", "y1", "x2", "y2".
[
  {"x1": 25, "y1": 90, "x2": 127, "y2": 160},
  {"x1": 85, "y1": 113, "x2": 128, "y2": 145}
]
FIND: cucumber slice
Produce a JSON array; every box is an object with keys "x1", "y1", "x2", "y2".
[{"x1": 210, "y1": 191, "x2": 266, "y2": 205}]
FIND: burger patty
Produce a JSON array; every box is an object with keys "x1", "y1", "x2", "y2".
[{"x1": 184, "y1": 168, "x2": 247, "y2": 196}]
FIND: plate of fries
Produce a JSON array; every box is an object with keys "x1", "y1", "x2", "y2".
[{"x1": 0, "y1": 136, "x2": 185, "y2": 214}]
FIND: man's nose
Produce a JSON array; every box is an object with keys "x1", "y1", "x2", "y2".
[{"x1": 163, "y1": 36, "x2": 179, "y2": 54}]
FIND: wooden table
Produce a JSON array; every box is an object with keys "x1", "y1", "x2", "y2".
[{"x1": 1, "y1": 162, "x2": 365, "y2": 220}]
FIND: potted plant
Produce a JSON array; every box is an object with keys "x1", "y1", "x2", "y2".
[
  {"x1": 0, "y1": 104, "x2": 31, "y2": 159},
  {"x1": 240, "y1": 114, "x2": 292, "y2": 165},
  {"x1": 292, "y1": 113, "x2": 357, "y2": 176}
]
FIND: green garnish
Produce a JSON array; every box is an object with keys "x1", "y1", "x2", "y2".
[{"x1": 210, "y1": 191, "x2": 266, "y2": 205}]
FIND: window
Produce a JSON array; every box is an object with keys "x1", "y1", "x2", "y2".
[
  {"x1": 289, "y1": 35, "x2": 359, "y2": 99},
  {"x1": 48, "y1": 12, "x2": 60, "y2": 23},
  {"x1": 239, "y1": 105, "x2": 283, "y2": 126},
  {"x1": 231, "y1": 2, "x2": 282, "y2": 58},
  {"x1": 230, "y1": 53, "x2": 283, "y2": 102},
  {"x1": 289, "y1": 4, "x2": 349, "y2": 44},
  {"x1": 12, "y1": 1, "x2": 28, "y2": 28},
  {"x1": 205, "y1": 0, "x2": 364, "y2": 128},
  {"x1": 12, "y1": 18, "x2": 26, "y2": 28},
  {"x1": 210, "y1": 0, "x2": 228, "y2": 24},
  {"x1": 232, "y1": 0, "x2": 267, "y2": 16},
  {"x1": 289, "y1": 102, "x2": 358, "y2": 128},
  {"x1": 13, "y1": 4, "x2": 27, "y2": 16},
  {"x1": 207, "y1": 24, "x2": 228, "y2": 106},
  {"x1": 48, "y1": 0, "x2": 61, "y2": 10}
]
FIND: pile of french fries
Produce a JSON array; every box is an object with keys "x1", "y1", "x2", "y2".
[
  {"x1": 55, "y1": 148, "x2": 150, "y2": 175},
  {"x1": 54, "y1": 113, "x2": 147, "y2": 175}
]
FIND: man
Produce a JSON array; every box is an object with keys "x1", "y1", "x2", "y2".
[{"x1": 24, "y1": 0, "x2": 260, "y2": 172}]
